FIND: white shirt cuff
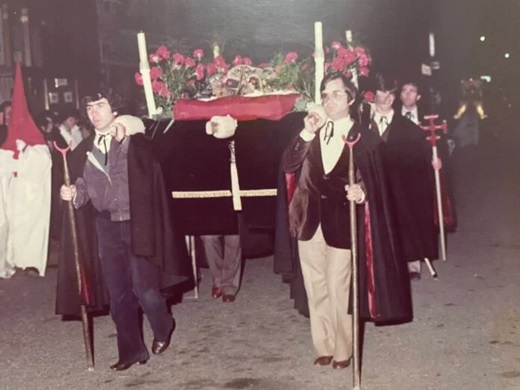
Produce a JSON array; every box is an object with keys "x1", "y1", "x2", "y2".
[{"x1": 299, "y1": 129, "x2": 316, "y2": 142}]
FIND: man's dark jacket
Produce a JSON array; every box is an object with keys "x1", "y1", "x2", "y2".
[
  {"x1": 275, "y1": 122, "x2": 413, "y2": 323},
  {"x1": 55, "y1": 133, "x2": 193, "y2": 316},
  {"x1": 368, "y1": 113, "x2": 438, "y2": 262}
]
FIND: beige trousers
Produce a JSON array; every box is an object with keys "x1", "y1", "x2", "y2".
[{"x1": 298, "y1": 225, "x2": 352, "y2": 361}]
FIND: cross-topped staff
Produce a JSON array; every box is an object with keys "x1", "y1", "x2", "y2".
[
  {"x1": 421, "y1": 115, "x2": 447, "y2": 261},
  {"x1": 343, "y1": 132, "x2": 362, "y2": 390}
]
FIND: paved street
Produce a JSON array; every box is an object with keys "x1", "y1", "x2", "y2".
[{"x1": 1, "y1": 134, "x2": 520, "y2": 390}]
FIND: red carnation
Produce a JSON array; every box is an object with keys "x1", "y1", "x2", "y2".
[
  {"x1": 232, "y1": 55, "x2": 243, "y2": 66},
  {"x1": 172, "y1": 53, "x2": 185, "y2": 66},
  {"x1": 359, "y1": 66, "x2": 369, "y2": 77},
  {"x1": 243, "y1": 57, "x2": 252, "y2": 66},
  {"x1": 150, "y1": 66, "x2": 162, "y2": 80},
  {"x1": 149, "y1": 54, "x2": 160, "y2": 63},
  {"x1": 134, "y1": 72, "x2": 143, "y2": 86},
  {"x1": 331, "y1": 41, "x2": 343, "y2": 50},
  {"x1": 155, "y1": 45, "x2": 170, "y2": 60},
  {"x1": 193, "y1": 49, "x2": 204, "y2": 60},
  {"x1": 185, "y1": 57, "x2": 196, "y2": 68},
  {"x1": 195, "y1": 63, "x2": 205, "y2": 80},
  {"x1": 206, "y1": 63, "x2": 218, "y2": 77},
  {"x1": 363, "y1": 90, "x2": 375, "y2": 102},
  {"x1": 284, "y1": 52, "x2": 298, "y2": 64}
]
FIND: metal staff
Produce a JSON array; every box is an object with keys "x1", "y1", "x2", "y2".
[
  {"x1": 54, "y1": 141, "x2": 95, "y2": 371},
  {"x1": 344, "y1": 132, "x2": 362, "y2": 390},
  {"x1": 421, "y1": 115, "x2": 448, "y2": 261}
]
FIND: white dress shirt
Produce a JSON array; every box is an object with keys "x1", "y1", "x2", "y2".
[
  {"x1": 299, "y1": 116, "x2": 354, "y2": 174},
  {"x1": 401, "y1": 106, "x2": 419, "y2": 125},
  {"x1": 373, "y1": 110, "x2": 394, "y2": 136}
]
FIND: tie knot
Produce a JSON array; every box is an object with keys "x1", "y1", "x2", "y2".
[
  {"x1": 379, "y1": 116, "x2": 388, "y2": 125},
  {"x1": 405, "y1": 111, "x2": 412, "y2": 119}
]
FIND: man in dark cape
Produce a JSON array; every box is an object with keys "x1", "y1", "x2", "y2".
[
  {"x1": 275, "y1": 73, "x2": 412, "y2": 369},
  {"x1": 56, "y1": 89, "x2": 192, "y2": 370},
  {"x1": 274, "y1": 117, "x2": 412, "y2": 324},
  {"x1": 56, "y1": 131, "x2": 193, "y2": 317},
  {"x1": 362, "y1": 73, "x2": 438, "y2": 271}
]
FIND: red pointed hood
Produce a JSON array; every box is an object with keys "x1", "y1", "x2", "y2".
[{"x1": 1, "y1": 62, "x2": 45, "y2": 158}]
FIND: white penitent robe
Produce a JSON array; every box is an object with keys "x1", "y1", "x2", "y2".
[{"x1": 0, "y1": 144, "x2": 52, "y2": 278}]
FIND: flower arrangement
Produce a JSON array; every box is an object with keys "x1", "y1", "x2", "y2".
[{"x1": 135, "y1": 39, "x2": 372, "y2": 117}]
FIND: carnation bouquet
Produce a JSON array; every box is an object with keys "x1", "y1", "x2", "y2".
[{"x1": 135, "y1": 38, "x2": 372, "y2": 117}]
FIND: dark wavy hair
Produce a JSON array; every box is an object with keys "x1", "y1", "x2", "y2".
[
  {"x1": 80, "y1": 87, "x2": 126, "y2": 116},
  {"x1": 320, "y1": 72, "x2": 358, "y2": 103},
  {"x1": 400, "y1": 78, "x2": 423, "y2": 95},
  {"x1": 373, "y1": 72, "x2": 398, "y2": 94}
]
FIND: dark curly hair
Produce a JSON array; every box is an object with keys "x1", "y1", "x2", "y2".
[
  {"x1": 320, "y1": 72, "x2": 358, "y2": 103},
  {"x1": 80, "y1": 87, "x2": 126, "y2": 117}
]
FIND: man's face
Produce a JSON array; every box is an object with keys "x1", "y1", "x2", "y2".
[
  {"x1": 374, "y1": 90, "x2": 395, "y2": 114},
  {"x1": 63, "y1": 116, "x2": 77, "y2": 131},
  {"x1": 400, "y1": 84, "x2": 421, "y2": 109},
  {"x1": 86, "y1": 98, "x2": 116, "y2": 132},
  {"x1": 321, "y1": 78, "x2": 351, "y2": 121}
]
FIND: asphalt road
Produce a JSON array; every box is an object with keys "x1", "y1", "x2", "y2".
[{"x1": 1, "y1": 134, "x2": 520, "y2": 390}]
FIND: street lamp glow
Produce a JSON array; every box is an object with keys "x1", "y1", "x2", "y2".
[
  {"x1": 504, "y1": 53, "x2": 510, "y2": 59},
  {"x1": 480, "y1": 36, "x2": 486, "y2": 42}
]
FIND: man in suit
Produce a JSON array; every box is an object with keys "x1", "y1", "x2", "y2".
[
  {"x1": 400, "y1": 80, "x2": 422, "y2": 126},
  {"x1": 282, "y1": 73, "x2": 413, "y2": 370},
  {"x1": 399, "y1": 80, "x2": 427, "y2": 279},
  {"x1": 369, "y1": 73, "x2": 438, "y2": 281},
  {"x1": 59, "y1": 88, "x2": 191, "y2": 371}
]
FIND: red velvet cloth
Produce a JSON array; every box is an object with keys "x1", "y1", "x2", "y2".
[
  {"x1": 364, "y1": 203, "x2": 378, "y2": 319},
  {"x1": 173, "y1": 93, "x2": 300, "y2": 121},
  {"x1": 285, "y1": 173, "x2": 297, "y2": 204}
]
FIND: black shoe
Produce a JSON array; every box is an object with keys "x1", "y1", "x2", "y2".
[
  {"x1": 109, "y1": 360, "x2": 147, "y2": 371},
  {"x1": 152, "y1": 319, "x2": 175, "y2": 355},
  {"x1": 409, "y1": 272, "x2": 421, "y2": 281}
]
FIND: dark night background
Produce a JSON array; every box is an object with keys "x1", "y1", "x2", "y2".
[{"x1": 6, "y1": 0, "x2": 520, "y2": 120}]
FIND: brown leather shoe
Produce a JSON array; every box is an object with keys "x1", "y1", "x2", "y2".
[
  {"x1": 211, "y1": 287, "x2": 222, "y2": 299},
  {"x1": 222, "y1": 294, "x2": 235, "y2": 303},
  {"x1": 313, "y1": 356, "x2": 333, "y2": 366},
  {"x1": 332, "y1": 358, "x2": 351, "y2": 369}
]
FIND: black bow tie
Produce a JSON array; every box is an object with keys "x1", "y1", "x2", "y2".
[
  {"x1": 323, "y1": 121, "x2": 334, "y2": 145},
  {"x1": 405, "y1": 111, "x2": 413, "y2": 120}
]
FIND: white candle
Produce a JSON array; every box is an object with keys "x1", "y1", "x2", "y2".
[
  {"x1": 213, "y1": 43, "x2": 220, "y2": 59},
  {"x1": 136, "y1": 32, "x2": 157, "y2": 117},
  {"x1": 137, "y1": 32, "x2": 148, "y2": 63},
  {"x1": 429, "y1": 32, "x2": 435, "y2": 57},
  {"x1": 314, "y1": 22, "x2": 323, "y2": 51},
  {"x1": 346, "y1": 30, "x2": 353, "y2": 43},
  {"x1": 314, "y1": 21, "x2": 325, "y2": 104}
]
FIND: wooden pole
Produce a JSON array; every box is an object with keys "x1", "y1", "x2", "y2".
[
  {"x1": 345, "y1": 133, "x2": 362, "y2": 390},
  {"x1": 54, "y1": 142, "x2": 95, "y2": 371}
]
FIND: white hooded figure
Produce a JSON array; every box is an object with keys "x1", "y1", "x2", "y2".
[{"x1": 0, "y1": 63, "x2": 51, "y2": 278}]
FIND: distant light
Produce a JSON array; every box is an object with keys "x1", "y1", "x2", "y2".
[
  {"x1": 480, "y1": 36, "x2": 486, "y2": 42},
  {"x1": 504, "y1": 53, "x2": 510, "y2": 59},
  {"x1": 480, "y1": 75, "x2": 491, "y2": 83}
]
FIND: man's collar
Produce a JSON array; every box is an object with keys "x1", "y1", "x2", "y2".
[
  {"x1": 402, "y1": 105, "x2": 418, "y2": 114},
  {"x1": 374, "y1": 109, "x2": 394, "y2": 121}
]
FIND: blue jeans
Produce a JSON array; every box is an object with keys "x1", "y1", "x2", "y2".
[{"x1": 96, "y1": 214, "x2": 172, "y2": 364}]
